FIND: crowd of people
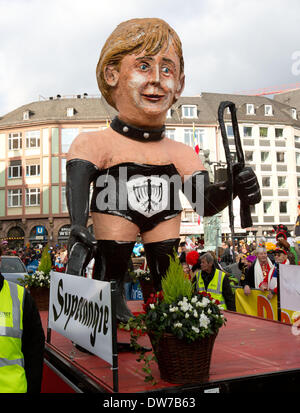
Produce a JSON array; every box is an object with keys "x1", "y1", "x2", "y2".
[
  {"x1": 2, "y1": 223, "x2": 299, "y2": 310},
  {"x1": 177, "y1": 224, "x2": 300, "y2": 312},
  {"x1": 0, "y1": 241, "x2": 68, "y2": 271}
]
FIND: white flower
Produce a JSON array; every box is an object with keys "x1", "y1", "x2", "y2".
[
  {"x1": 193, "y1": 310, "x2": 198, "y2": 318},
  {"x1": 180, "y1": 302, "x2": 190, "y2": 313},
  {"x1": 149, "y1": 303, "x2": 155, "y2": 309},
  {"x1": 201, "y1": 297, "x2": 211, "y2": 307},
  {"x1": 163, "y1": 313, "x2": 167, "y2": 318},
  {"x1": 191, "y1": 296, "x2": 198, "y2": 303},
  {"x1": 185, "y1": 313, "x2": 189, "y2": 319},
  {"x1": 169, "y1": 306, "x2": 178, "y2": 312},
  {"x1": 192, "y1": 326, "x2": 199, "y2": 333},
  {"x1": 174, "y1": 322, "x2": 182, "y2": 328},
  {"x1": 199, "y1": 313, "x2": 210, "y2": 329}
]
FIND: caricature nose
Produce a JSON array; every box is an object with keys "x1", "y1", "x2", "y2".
[{"x1": 149, "y1": 64, "x2": 160, "y2": 84}]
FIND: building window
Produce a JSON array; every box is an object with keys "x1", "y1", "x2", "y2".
[
  {"x1": 259, "y1": 127, "x2": 268, "y2": 138},
  {"x1": 297, "y1": 177, "x2": 300, "y2": 188},
  {"x1": 263, "y1": 201, "x2": 272, "y2": 214},
  {"x1": 184, "y1": 128, "x2": 204, "y2": 149},
  {"x1": 8, "y1": 160, "x2": 22, "y2": 179},
  {"x1": 296, "y1": 153, "x2": 300, "y2": 166},
  {"x1": 279, "y1": 201, "x2": 287, "y2": 214},
  {"x1": 61, "y1": 186, "x2": 68, "y2": 213},
  {"x1": 245, "y1": 151, "x2": 253, "y2": 162},
  {"x1": 8, "y1": 132, "x2": 22, "y2": 150},
  {"x1": 226, "y1": 125, "x2": 233, "y2": 136},
  {"x1": 67, "y1": 107, "x2": 75, "y2": 117},
  {"x1": 291, "y1": 108, "x2": 297, "y2": 120},
  {"x1": 261, "y1": 151, "x2": 269, "y2": 162},
  {"x1": 275, "y1": 128, "x2": 283, "y2": 138},
  {"x1": 277, "y1": 176, "x2": 286, "y2": 188},
  {"x1": 182, "y1": 105, "x2": 197, "y2": 118},
  {"x1": 243, "y1": 126, "x2": 252, "y2": 137},
  {"x1": 262, "y1": 176, "x2": 271, "y2": 187},
  {"x1": 61, "y1": 128, "x2": 79, "y2": 152},
  {"x1": 25, "y1": 130, "x2": 40, "y2": 148},
  {"x1": 165, "y1": 129, "x2": 175, "y2": 140},
  {"x1": 23, "y1": 110, "x2": 30, "y2": 120},
  {"x1": 61, "y1": 158, "x2": 67, "y2": 182},
  {"x1": 26, "y1": 164, "x2": 40, "y2": 177},
  {"x1": 25, "y1": 188, "x2": 40, "y2": 206},
  {"x1": 246, "y1": 104, "x2": 255, "y2": 115},
  {"x1": 264, "y1": 105, "x2": 273, "y2": 116},
  {"x1": 230, "y1": 152, "x2": 237, "y2": 163},
  {"x1": 8, "y1": 189, "x2": 22, "y2": 207},
  {"x1": 276, "y1": 152, "x2": 285, "y2": 163}
]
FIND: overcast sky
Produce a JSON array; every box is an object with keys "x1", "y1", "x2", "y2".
[{"x1": 1, "y1": 0, "x2": 300, "y2": 116}]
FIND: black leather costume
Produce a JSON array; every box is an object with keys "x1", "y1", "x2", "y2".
[
  {"x1": 90, "y1": 162, "x2": 182, "y2": 232},
  {"x1": 66, "y1": 136, "x2": 261, "y2": 323}
]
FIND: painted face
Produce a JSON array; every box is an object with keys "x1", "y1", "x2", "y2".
[{"x1": 107, "y1": 43, "x2": 184, "y2": 127}]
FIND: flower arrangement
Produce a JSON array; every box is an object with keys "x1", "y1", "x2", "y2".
[
  {"x1": 121, "y1": 252, "x2": 226, "y2": 383},
  {"x1": 21, "y1": 270, "x2": 50, "y2": 288},
  {"x1": 20, "y1": 245, "x2": 52, "y2": 289}
]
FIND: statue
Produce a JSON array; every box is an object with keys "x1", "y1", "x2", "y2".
[
  {"x1": 200, "y1": 149, "x2": 222, "y2": 251},
  {"x1": 65, "y1": 18, "x2": 261, "y2": 323}
]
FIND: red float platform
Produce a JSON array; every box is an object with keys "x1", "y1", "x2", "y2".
[{"x1": 41, "y1": 300, "x2": 300, "y2": 393}]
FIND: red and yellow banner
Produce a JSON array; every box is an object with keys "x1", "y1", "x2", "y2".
[{"x1": 235, "y1": 288, "x2": 294, "y2": 324}]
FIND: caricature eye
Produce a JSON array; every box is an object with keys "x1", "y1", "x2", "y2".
[
  {"x1": 162, "y1": 66, "x2": 170, "y2": 74},
  {"x1": 139, "y1": 63, "x2": 149, "y2": 71}
]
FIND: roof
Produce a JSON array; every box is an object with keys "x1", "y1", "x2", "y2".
[
  {"x1": 0, "y1": 96, "x2": 118, "y2": 128},
  {"x1": 201, "y1": 92, "x2": 300, "y2": 127},
  {"x1": 274, "y1": 88, "x2": 300, "y2": 112},
  {"x1": 0, "y1": 92, "x2": 300, "y2": 129}
]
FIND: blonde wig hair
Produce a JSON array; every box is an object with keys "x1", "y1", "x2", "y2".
[{"x1": 96, "y1": 18, "x2": 184, "y2": 108}]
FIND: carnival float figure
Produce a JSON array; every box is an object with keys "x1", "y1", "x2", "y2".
[{"x1": 66, "y1": 18, "x2": 261, "y2": 323}]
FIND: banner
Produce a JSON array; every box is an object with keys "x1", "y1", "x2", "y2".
[
  {"x1": 235, "y1": 288, "x2": 294, "y2": 323},
  {"x1": 279, "y1": 264, "x2": 300, "y2": 312},
  {"x1": 48, "y1": 271, "x2": 113, "y2": 365}
]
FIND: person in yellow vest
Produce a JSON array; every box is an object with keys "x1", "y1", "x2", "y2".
[
  {"x1": 195, "y1": 252, "x2": 236, "y2": 311},
  {"x1": 0, "y1": 247, "x2": 45, "y2": 393}
]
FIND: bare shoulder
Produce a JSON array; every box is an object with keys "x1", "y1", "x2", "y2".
[
  {"x1": 67, "y1": 128, "x2": 112, "y2": 165},
  {"x1": 165, "y1": 139, "x2": 205, "y2": 175}
]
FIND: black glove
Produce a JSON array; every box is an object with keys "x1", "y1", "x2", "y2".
[
  {"x1": 233, "y1": 166, "x2": 261, "y2": 205},
  {"x1": 66, "y1": 159, "x2": 99, "y2": 276}
]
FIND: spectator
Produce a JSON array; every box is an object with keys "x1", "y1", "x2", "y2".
[
  {"x1": 243, "y1": 243, "x2": 275, "y2": 296},
  {"x1": 0, "y1": 246, "x2": 45, "y2": 393},
  {"x1": 195, "y1": 252, "x2": 236, "y2": 311},
  {"x1": 179, "y1": 241, "x2": 187, "y2": 263},
  {"x1": 220, "y1": 241, "x2": 235, "y2": 265}
]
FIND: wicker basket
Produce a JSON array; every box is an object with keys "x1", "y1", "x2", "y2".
[
  {"x1": 29, "y1": 287, "x2": 50, "y2": 311},
  {"x1": 150, "y1": 332, "x2": 217, "y2": 384}
]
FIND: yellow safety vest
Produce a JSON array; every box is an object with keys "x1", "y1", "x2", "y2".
[
  {"x1": 196, "y1": 269, "x2": 227, "y2": 309},
  {"x1": 0, "y1": 280, "x2": 27, "y2": 393}
]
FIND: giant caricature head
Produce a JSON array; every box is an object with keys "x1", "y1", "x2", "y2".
[{"x1": 96, "y1": 18, "x2": 185, "y2": 115}]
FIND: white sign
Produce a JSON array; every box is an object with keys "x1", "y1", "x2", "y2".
[
  {"x1": 279, "y1": 264, "x2": 300, "y2": 312},
  {"x1": 48, "y1": 271, "x2": 113, "y2": 365}
]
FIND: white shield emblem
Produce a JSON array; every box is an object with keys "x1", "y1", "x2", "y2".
[{"x1": 127, "y1": 176, "x2": 169, "y2": 217}]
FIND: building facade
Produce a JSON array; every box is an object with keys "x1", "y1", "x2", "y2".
[{"x1": 0, "y1": 91, "x2": 299, "y2": 247}]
